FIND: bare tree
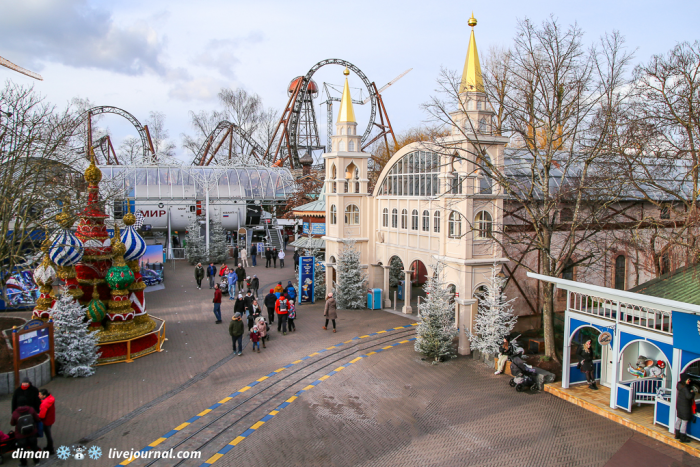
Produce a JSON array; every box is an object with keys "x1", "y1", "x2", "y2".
[
  {"x1": 145, "y1": 111, "x2": 176, "y2": 158},
  {"x1": 117, "y1": 136, "x2": 142, "y2": 165},
  {"x1": 482, "y1": 45, "x2": 514, "y2": 135},
  {"x1": 423, "y1": 18, "x2": 633, "y2": 360},
  {"x1": 611, "y1": 41, "x2": 700, "y2": 278},
  {"x1": 0, "y1": 82, "x2": 85, "y2": 303}
]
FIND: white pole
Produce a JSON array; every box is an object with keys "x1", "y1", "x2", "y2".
[
  {"x1": 205, "y1": 186, "x2": 210, "y2": 255},
  {"x1": 167, "y1": 207, "x2": 173, "y2": 260}
]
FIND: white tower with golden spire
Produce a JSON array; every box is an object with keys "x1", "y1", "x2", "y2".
[
  {"x1": 451, "y1": 13, "x2": 495, "y2": 136},
  {"x1": 323, "y1": 68, "x2": 371, "y2": 288}
]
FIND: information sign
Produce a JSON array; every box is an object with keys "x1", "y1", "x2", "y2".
[{"x1": 299, "y1": 256, "x2": 315, "y2": 304}]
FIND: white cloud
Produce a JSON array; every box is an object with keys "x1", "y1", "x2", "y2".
[{"x1": 168, "y1": 77, "x2": 230, "y2": 102}]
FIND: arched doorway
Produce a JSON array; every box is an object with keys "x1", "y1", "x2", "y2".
[
  {"x1": 569, "y1": 325, "x2": 602, "y2": 385},
  {"x1": 681, "y1": 359, "x2": 700, "y2": 403},
  {"x1": 388, "y1": 255, "x2": 404, "y2": 309},
  {"x1": 328, "y1": 256, "x2": 337, "y2": 286},
  {"x1": 410, "y1": 259, "x2": 428, "y2": 312}
]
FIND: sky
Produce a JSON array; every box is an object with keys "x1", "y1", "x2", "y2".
[{"x1": 1, "y1": 0, "x2": 699, "y2": 162}]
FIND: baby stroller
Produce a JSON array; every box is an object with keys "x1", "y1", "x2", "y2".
[
  {"x1": 509, "y1": 356, "x2": 539, "y2": 392},
  {"x1": 0, "y1": 431, "x2": 17, "y2": 463},
  {"x1": 219, "y1": 278, "x2": 229, "y2": 295}
]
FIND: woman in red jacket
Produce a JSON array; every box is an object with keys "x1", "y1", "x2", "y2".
[
  {"x1": 39, "y1": 389, "x2": 55, "y2": 455},
  {"x1": 213, "y1": 284, "x2": 223, "y2": 324}
]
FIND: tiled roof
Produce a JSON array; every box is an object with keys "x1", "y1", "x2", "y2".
[
  {"x1": 629, "y1": 263, "x2": 700, "y2": 306},
  {"x1": 292, "y1": 191, "x2": 326, "y2": 213}
]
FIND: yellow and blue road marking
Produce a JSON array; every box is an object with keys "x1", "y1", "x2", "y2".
[
  {"x1": 199, "y1": 337, "x2": 417, "y2": 466},
  {"x1": 117, "y1": 323, "x2": 418, "y2": 466}
]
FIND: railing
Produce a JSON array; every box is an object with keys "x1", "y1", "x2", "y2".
[
  {"x1": 630, "y1": 377, "x2": 664, "y2": 406},
  {"x1": 569, "y1": 292, "x2": 672, "y2": 335},
  {"x1": 97, "y1": 315, "x2": 167, "y2": 365},
  {"x1": 170, "y1": 248, "x2": 185, "y2": 260}
]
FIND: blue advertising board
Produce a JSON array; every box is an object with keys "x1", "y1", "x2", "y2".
[
  {"x1": 672, "y1": 311, "x2": 700, "y2": 353},
  {"x1": 302, "y1": 222, "x2": 326, "y2": 235},
  {"x1": 17, "y1": 320, "x2": 50, "y2": 360},
  {"x1": 299, "y1": 256, "x2": 315, "y2": 303}
]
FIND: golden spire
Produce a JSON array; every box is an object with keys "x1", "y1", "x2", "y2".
[
  {"x1": 460, "y1": 13, "x2": 484, "y2": 93},
  {"x1": 337, "y1": 68, "x2": 356, "y2": 123},
  {"x1": 123, "y1": 199, "x2": 136, "y2": 226},
  {"x1": 84, "y1": 147, "x2": 103, "y2": 184}
]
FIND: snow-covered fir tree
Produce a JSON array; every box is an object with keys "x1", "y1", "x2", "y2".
[
  {"x1": 389, "y1": 256, "x2": 404, "y2": 287},
  {"x1": 334, "y1": 240, "x2": 367, "y2": 309},
  {"x1": 468, "y1": 264, "x2": 518, "y2": 355},
  {"x1": 414, "y1": 262, "x2": 458, "y2": 363},
  {"x1": 52, "y1": 290, "x2": 100, "y2": 377},
  {"x1": 184, "y1": 220, "x2": 206, "y2": 265},
  {"x1": 208, "y1": 221, "x2": 228, "y2": 263}
]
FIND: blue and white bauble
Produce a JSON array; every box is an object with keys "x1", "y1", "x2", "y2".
[
  {"x1": 49, "y1": 230, "x2": 84, "y2": 266},
  {"x1": 120, "y1": 225, "x2": 146, "y2": 261}
]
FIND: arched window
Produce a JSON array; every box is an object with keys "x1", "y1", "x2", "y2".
[
  {"x1": 479, "y1": 153, "x2": 492, "y2": 194},
  {"x1": 448, "y1": 211, "x2": 461, "y2": 238},
  {"x1": 411, "y1": 209, "x2": 418, "y2": 230},
  {"x1": 339, "y1": 141, "x2": 345, "y2": 152},
  {"x1": 349, "y1": 140, "x2": 355, "y2": 152},
  {"x1": 331, "y1": 164, "x2": 337, "y2": 193},
  {"x1": 354, "y1": 166, "x2": 360, "y2": 193},
  {"x1": 422, "y1": 210, "x2": 429, "y2": 231},
  {"x1": 345, "y1": 204, "x2": 359, "y2": 225},
  {"x1": 339, "y1": 127, "x2": 344, "y2": 135},
  {"x1": 401, "y1": 209, "x2": 408, "y2": 229},
  {"x1": 330, "y1": 205, "x2": 337, "y2": 225},
  {"x1": 475, "y1": 211, "x2": 493, "y2": 239},
  {"x1": 391, "y1": 208, "x2": 398, "y2": 228},
  {"x1": 614, "y1": 255, "x2": 626, "y2": 290},
  {"x1": 434, "y1": 211, "x2": 441, "y2": 233},
  {"x1": 382, "y1": 208, "x2": 388, "y2": 227}
]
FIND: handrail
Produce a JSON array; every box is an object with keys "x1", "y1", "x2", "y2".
[{"x1": 96, "y1": 315, "x2": 167, "y2": 365}]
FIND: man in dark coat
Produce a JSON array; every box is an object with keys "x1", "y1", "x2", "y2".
[
  {"x1": 11, "y1": 396, "x2": 40, "y2": 466},
  {"x1": 265, "y1": 248, "x2": 272, "y2": 268},
  {"x1": 12, "y1": 377, "x2": 40, "y2": 413},
  {"x1": 233, "y1": 246, "x2": 239, "y2": 265},
  {"x1": 272, "y1": 247, "x2": 278, "y2": 268},
  {"x1": 194, "y1": 263, "x2": 204, "y2": 289},
  {"x1": 264, "y1": 289, "x2": 278, "y2": 324},
  {"x1": 250, "y1": 244, "x2": 258, "y2": 266},
  {"x1": 293, "y1": 250, "x2": 300, "y2": 272},
  {"x1": 675, "y1": 374, "x2": 696, "y2": 442},
  {"x1": 206, "y1": 263, "x2": 217, "y2": 289},
  {"x1": 283, "y1": 232, "x2": 289, "y2": 250},
  {"x1": 235, "y1": 264, "x2": 246, "y2": 292}
]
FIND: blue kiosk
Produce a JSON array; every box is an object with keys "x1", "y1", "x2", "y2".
[{"x1": 528, "y1": 272, "x2": 700, "y2": 440}]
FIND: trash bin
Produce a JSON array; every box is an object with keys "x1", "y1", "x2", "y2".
[
  {"x1": 367, "y1": 288, "x2": 382, "y2": 310},
  {"x1": 397, "y1": 281, "x2": 405, "y2": 301}
]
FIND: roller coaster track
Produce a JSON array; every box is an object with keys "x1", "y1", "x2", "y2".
[{"x1": 192, "y1": 120, "x2": 267, "y2": 166}]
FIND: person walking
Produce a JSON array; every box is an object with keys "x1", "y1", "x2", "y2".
[
  {"x1": 212, "y1": 284, "x2": 223, "y2": 323},
  {"x1": 38, "y1": 389, "x2": 55, "y2": 456},
  {"x1": 235, "y1": 264, "x2": 246, "y2": 292},
  {"x1": 254, "y1": 316, "x2": 268, "y2": 349},
  {"x1": 287, "y1": 299, "x2": 296, "y2": 332},
  {"x1": 240, "y1": 247, "x2": 249, "y2": 267},
  {"x1": 11, "y1": 396, "x2": 40, "y2": 466},
  {"x1": 265, "y1": 248, "x2": 272, "y2": 268},
  {"x1": 293, "y1": 250, "x2": 300, "y2": 272},
  {"x1": 233, "y1": 246, "x2": 239, "y2": 266},
  {"x1": 247, "y1": 299, "x2": 262, "y2": 330},
  {"x1": 272, "y1": 247, "x2": 278, "y2": 268},
  {"x1": 251, "y1": 244, "x2": 258, "y2": 267},
  {"x1": 234, "y1": 294, "x2": 246, "y2": 318},
  {"x1": 251, "y1": 275, "x2": 260, "y2": 299},
  {"x1": 675, "y1": 374, "x2": 696, "y2": 442},
  {"x1": 283, "y1": 232, "x2": 289, "y2": 250},
  {"x1": 12, "y1": 377, "x2": 41, "y2": 413},
  {"x1": 578, "y1": 340, "x2": 598, "y2": 390},
  {"x1": 229, "y1": 313, "x2": 244, "y2": 355},
  {"x1": 274, "y1": 282, "x2": 284, "y2": 296},
  {"x1": 275, "y1": 295, "x2": 290, "y2": 335},
  {"x1": 194, "y1": 263, "x2": 204, "y2": 289},
  {"x1": 264, "y1": 289, "x2": 277, "y2": 324},
  {"x1": 207, "y1": 263, "x2": 217, "y2": 289},
  {"x1": 286, "y1": 281, "x2": 297, "y2": 303},
  {"x1": 219, "y1": 264, "x2": 229, "y2": 278},
  {"x1": 278, "y1": 249, "x2": 286, "y2": 268},
  {"x1": 250, "y1": 326, "x2": 261, "y2": 353},
  {"x1": 495, "y1": 337, "x2": 515, "y2": 375},
  {"x1": 323, "y1": 292, "x2": 337, "y2": 333},
  {"x1": 227, "y1": 269, "x2": 238, "y2": 300}
]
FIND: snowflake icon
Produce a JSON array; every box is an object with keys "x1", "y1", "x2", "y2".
[
  {"x1": 88, "y1": 445, "x2": 102, "y2": 460},
  {"x1": 56, "y1": 445, "x2": 71, "y2": 460}
]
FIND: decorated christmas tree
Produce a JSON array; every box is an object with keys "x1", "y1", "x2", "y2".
[
  {"x1": 334, "y1": 240, "x2": 366, "y2": 309},
  {"x1": 468, "y1": 264, "x2": 517, "y2": 355},
  {"x1": 51, "y1": 289, "x2": 100, "y2": 377},
  {"x1": 414, "y1": 262, "x2": 458, "y2": 363},
  {"x1": 208, "y1": 221, "x2": 228, "y2": 263},
  {"x1": 389, "y1": 256, "x2": 404, "y2": 287},
  {"x1": 184, "y1": 220, "x2": 206, "y2": 265}
]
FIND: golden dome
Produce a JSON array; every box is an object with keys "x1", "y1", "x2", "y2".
[
  {"x1": 56, "y1": 210, "x2": 73, "y2": 229},
  {"x1": 123, "y1": 212, "x2": 136, "y2": 226},
  {"x1": 468, "y1": 12, "x2": 477, "y2": 27},
  {"x1": 343, "y1": 68, "x2": 350, "y2": 76},
  {"x1": 85, "y1": 148, "x2": 103, "y2": 184}
]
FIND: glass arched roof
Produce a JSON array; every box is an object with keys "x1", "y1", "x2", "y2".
[{"x1": 99, "y1": 165, "x2": 294, "y2": 200}]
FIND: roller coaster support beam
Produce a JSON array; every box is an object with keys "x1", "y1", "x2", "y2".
[
  {"x1": 143, "y1": 125, "x2": 157, "y2": 161},
  {"x1": 361, "y1": 82, "x2": 398, "y2": 152},
  {"x1": 267, "y1": 81, "x2": 301, "y2": 169}
]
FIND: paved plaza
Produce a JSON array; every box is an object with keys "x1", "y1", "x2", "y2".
[{"x1": 1, "y1": 261, "x2": 698, "y2": 466}]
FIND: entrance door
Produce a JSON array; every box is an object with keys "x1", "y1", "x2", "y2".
[{"x1": 601, "y1": 344, "x2": 614, "y2": 388}]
